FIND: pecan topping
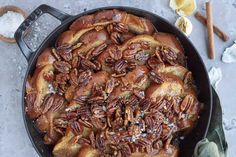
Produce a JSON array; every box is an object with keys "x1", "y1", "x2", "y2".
[
  {"x1": 70, "y1": 121, "x2": 83, "y2": 135},
  {"x1": 135, "y1": 75, "x2": 147, "y2": 85},
  {"x1": 78, "y1": 119, "x2": 93, "y2": 128},
  {"x1": 60, "y1": 112, "x2": 77, "y2": 120},
  {"x1": 114, "y1": 60, "x2": 128, "y2": 73},
  {"x1": 184, "y1": 71, "x2": 194, "y2": 87},
  {"x1": 26, "y1": 10, "x2": 201, "y2": 157},
  {"x1": 91, "y1": 43, "x2": 107, "y2": 58},
  {"x1": 140, "y1": 41, "x2": 150, "y2": 49},
  {"x1": 139, "y1": 98, "x2": 151, "y2": 112},
  {"x1": 108, "y1": 45, "x2": 122, "y2": 60},
  {"x1": 123, "y1": 49, "x2": 137, "y2": 60},
  {"x1": 107, "y1": 24, "x2": 114, "y2": 34},
  {"x1": 127, "y1": 61, "x2": 137, "y2": 71},
  {"x1": 110, "y1": 32, "x2": 122, "y2": 45},
  {"x1": 81, "y1": 59, "x2": 97, "y2": 70},
  {"x1": 49, "y1": 95, "x2": 65, "y2": 112},
  {"x1": 42, "y1": 95, "x2": 54, "y2": 114},
  {"x1": 119, "y1": 143, "x2": 132, "y2": 157},
  {"x1": 149, "y1": 71, "x2": 164, "y2": 84},
  {"x1": 156, "y1": 46, "x2": 186, "y2": 65},
  {"x1": 91, "y1": 117, "x2": 106, "y2": 129},
  {"x1": 51, "y1": 48, "x2": 61, "y2": 61},
  {"x1": 114, "y1": 23, "x2": 129, "y2": 33},
  {"x1": 77, "y1": 105, "x2": 91, "y2": 117},
  {"x1": 147, "y1": 56, "x2": 164, "y2": 70},
  {"x1": 93, "y1": 60, "x2": 102, "y2": 71},
  {"x1": 78, "y1": 137, "x2": 91, "y2": 145},
  {"x1": 95, "y1": 131, "x2": 105, "y2": 150},
  {"x1": 180, "y1": 95, "x2": 194, "y2": 112},
  {"x1": 74, "y1": 95, "x2": 88, "y2": 104},
  {"x1": 55, "y1": 73, "x2": 69, "y2": 85},
  {"x1": 71, "y1": 56, "x2": 79, "y2": 68},
  {"x1": 133, "y1": 88, "x2": 145, "y2": 99},
  {"x1": 53, "y1": 61, "x2": 71, "y2": 73},
  {"x1": 105, "y1": 58, "x2": 115, "y2": 69},
  {"x1": 57, "y1": 45, "x2": 72, "y2": 61},
  {"x1": 69, "y1": 68, "x2": 78, "y2": 86},
  {"x1": 78, "y1": 70, "x2": 92, "y2": 85},
  {"x1": 135, "y1": 51, "x2": 150, "y2": 62},
  {"x1": 105, "y1": 78, "x2": 116, "y2": 94}
]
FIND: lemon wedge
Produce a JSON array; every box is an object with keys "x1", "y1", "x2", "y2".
[
  {"x1": 169, "y1": 0, "x2": 197, "y2": 16},
  {"x1": 175, "y1": 16, "x2": 193, "y2": 36}
]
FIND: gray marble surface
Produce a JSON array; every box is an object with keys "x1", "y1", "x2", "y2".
[{"x1": 0, "y1": 0, "x2": 236, "y2": 156}]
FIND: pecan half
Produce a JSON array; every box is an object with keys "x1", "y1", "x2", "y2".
[
  {"x1": 139, "y1": 98, "x2": 151, "y2": 112},
  {"x1": 135, "y1": 51, "x2": 150, "y2": 62},
  {"x1": 140, "y1": 41, "x2": 150, "y2": 50},
  {"x1": 87, "y1": 96, "x2": 104, "y2": 104},
  {"x1": 57, "y1": 45, "x2": 72, "y2": 61},
  {"x1": 133, "y1": 88, "x2": 145, "y2": 99},
  {"x1": 69, "y1": 68, "x2": 78, "y2": 86},
  {"x1": 49, "y1": 95, "x2": 65, "y2": 112},
  {"x1": 51, "y1": 48, "x2": 61, "y2": 61},
  {"x1": 95, "y1": 132, "x2": 105, "y2": 150},
  {"x1": 90, "y1": 104, "x2": 106, "y2": 118},
  {"x1": 147, "y1": 56, "x2": 164, "y2": 70},
  {"x1": 105, "y1": 78, "x2": 116, "y2": 94},
  {"x1": 93, "y1": 60, "x2": 102, "y2": 71},
  {"x1": 74, "y1": 95, "x2": 88, "y2": 104},
  {"x1": 71, "y1": 56, "x2": 79, "y2": 68},
  {"x1": 81, "y1": 59, "x2": 97, "y2": 70},
  {"x1": 114, "y1": 23, "x2": 129, "y2": 33},
  {"x1": 42, "y1": 95, "x2": 54, "y2": 114},
  {"x1": 108, "y1": 45, "x2": 122, "y2": 60},
  {"x1": 77, "y1": 105, "x2": 91, "y2": 117},
  {"x1": 91, "y1": 117, "x2": 107, "y2": 129},
  {"x1": 114, "y1": 60, "x2": 128, "y2": 73},
  {"x1": 135, "y1": 75, "x2": 147, "y2": 85},
  {"x1": 70, "y1": 121, "x2": 83, "y2": 135},
  {"x1": 78, "y1": 70, "x2": 92, "y2": 85},
  {"x1": 91, "y1": 43, "x2": 107, "y2": 58},
  {"x1": 55, "y1": 73, "x2": 69, "y2": 85},
  {"x1": 107, "y1": 24, "x2": 114, "y2": 34},
  {"x1": 149, "y1": 71, "x2": 164, "y2": 84},
  {"x1": 78, "y1": 119, "x2": 93, "y2": 128},
  {"x1": 119, "y1": 143, "x2": 132, "y2": 157},
  {"x1": 180, "y1": 95, "x2": 194, "y2": 112},
  {"x1": 53, "y1": 61, "x2": 71, "y2": 73},
  {"x1": 78, "y1": 137, "x2": 91, "y2": 145},
  {"x1": 110, "y1": 32, "x2": 122, "y2": 45},
  {"x1": 127, "y1": 61, "x2": 137, "y2": 71},
  {"x1": 123, "y1": 49, "x2": 137, "y2": 60}
]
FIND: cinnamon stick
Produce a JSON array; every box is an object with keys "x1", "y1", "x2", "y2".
[
  {"x1": 206, "y1": 1, "x2": 215, "y2": 59},
  {"x1": 195, "y1": 11, "x2": 229, "y2": 42}
]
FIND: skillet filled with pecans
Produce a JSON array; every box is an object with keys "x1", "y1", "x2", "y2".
[{"x1": 18, "y1": 5, "x2": 212, "y2": 157}]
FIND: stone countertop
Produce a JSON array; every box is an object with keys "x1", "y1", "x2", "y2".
[{"x1": 0, "y1": 0, "x2": 236, "y2": 156}]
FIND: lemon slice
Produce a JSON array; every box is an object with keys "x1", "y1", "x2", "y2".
[
  {"x1": 169, "y1": 0, "x2": 197, "y2": 16},
  {"x1": 169, "y1": 0, "x2": 188, "y2": 10},
  {"x1": 177, "y1": 0, "x2": 197, "y2": 16},
  {"x1": 175, "y1": 16, "x2": 193, "y2": 36}
]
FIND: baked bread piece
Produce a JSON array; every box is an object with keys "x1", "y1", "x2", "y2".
[{"x1": 25, "y1": 9, "x2": 201, "y2": 157}]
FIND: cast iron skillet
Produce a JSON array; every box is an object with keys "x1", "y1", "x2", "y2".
[{"x1": 15, "y1": 4, "x2": 212, "y2": 157}]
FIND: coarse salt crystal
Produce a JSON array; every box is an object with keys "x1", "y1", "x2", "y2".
[{"x1": 0, "y1": 11, "x2": 24, "y2": 38}]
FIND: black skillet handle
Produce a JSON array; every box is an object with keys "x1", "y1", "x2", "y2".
[{"x1": 14, "y1": 4, "x2": 71, "y2": 62}]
